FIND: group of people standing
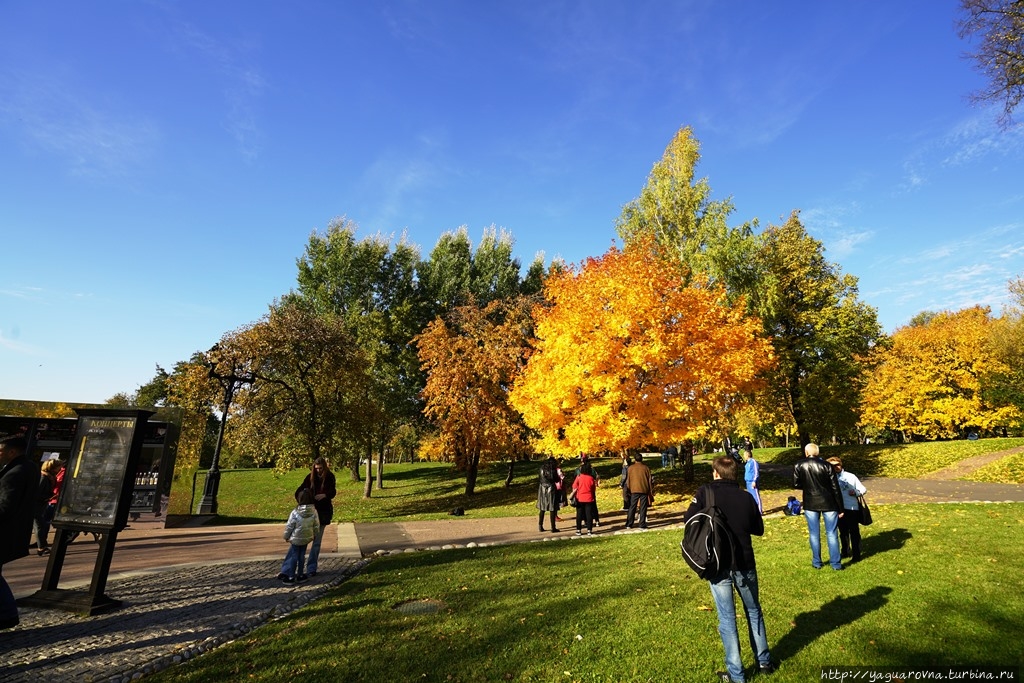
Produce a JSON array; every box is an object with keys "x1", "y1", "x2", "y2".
[
  {"x1": 537, "y1": 451, "x2": 657, "y2": 536},
  {"x1": 683, "y1": 441, "x2": 869, "y2": 682},
  {"x1": 536, "y1": 455, "x2": 601, "y2": 535}
]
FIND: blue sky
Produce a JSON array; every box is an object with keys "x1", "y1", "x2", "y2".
[{"x1": 2, "y1": 1, "x2": 1022, "y2": 404}]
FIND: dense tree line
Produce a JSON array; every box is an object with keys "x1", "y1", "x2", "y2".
[{"x1": 109, "y1": 129, "x2": 1023, "y2": 494}]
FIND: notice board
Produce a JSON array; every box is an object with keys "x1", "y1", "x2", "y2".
[{"x1": 53, "y1": 409, "x2": 153, "y2": 533}]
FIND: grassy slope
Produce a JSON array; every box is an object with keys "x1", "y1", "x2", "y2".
[{"x1": 149, "y1": 502, "x2": 1024, "y2": 682}]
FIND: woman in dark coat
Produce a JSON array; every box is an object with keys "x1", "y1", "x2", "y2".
[
  {"x1": 536, "y1": 456, "x2": 560, "y2": 533},
  {"x1": 294, "y1": 457, "x2": 336, "y2": 577}
]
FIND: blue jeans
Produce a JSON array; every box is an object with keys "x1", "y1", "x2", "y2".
[
  {"x1": 804, "y1": 509, "x2": 841, "y2": 569},
  {"x1": 280, "y1": 543, "x2": 308, "y2": 578},
  {"x1": 307, "y1": 524, "x2": 327, "y2": 574},
  {"x1": 709, "y1": 569, "x2": 771, "y2": 682}
]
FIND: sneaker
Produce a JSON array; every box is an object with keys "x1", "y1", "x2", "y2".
[
  {"x1": 594, "y1": 520, "x2": 600, "y2": 527},
  {"x1": 716, "y1": 672, "x2": 736, "y2": 683},
  {"x1": 574, "y1": 530, "x2": 582, "y2": 536},
  {"x1": 0, "y1": 616, "x2": 19, "y2": 630},
  {"x1": 277, "y1": 573, "x2": 294, "y2": 583},
  {"x1": 308, "y1": 571, "x2": 317, "y2": 577},
  {"x1": 587, "y1": 531, "x2": 593, "y2": 537},
  {"x1": 37, "y1": 547, "x2": 50, "y2": 556},
  {"x1": 759, "y1": 661, "x2": 778, "y2": 675},
  {"x1": 297, "y1": 574, "x2": 308, "y2": 581},
  {"x1": 551, "y1": 528, "x2": 561, "y2": 533}
]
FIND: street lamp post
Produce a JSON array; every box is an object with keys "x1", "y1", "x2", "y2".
[{"x1": 196, "y1": 344, "x2": 254, "y2": 515}]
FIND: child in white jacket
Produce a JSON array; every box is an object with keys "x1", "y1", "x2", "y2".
[{"x1": 277, "y1": 488, "x2": 320, "y2": 583}]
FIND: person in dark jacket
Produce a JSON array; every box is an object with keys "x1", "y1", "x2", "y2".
[
  {"x1": 294, "y1": 457, "x2": 336, "y2": 577},
  {"x1": 0, "y1": 435, "x2": 39, "y2": 629},
  {"x1": 792, "y1": 442, "x2": 844, "y2": 570},
  {"x1": 618, "y1": 452, "x2": 631, "y2": 511},
  {"x1": 684, "y1": 457, "x2": 775, "y2": 682},
  {"x1": 537, "y1": 456, "x2": 560, "y2": 533}
]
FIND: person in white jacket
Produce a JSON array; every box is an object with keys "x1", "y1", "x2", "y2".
[
  {"x1": 277, "y1": 488, "x2": 320, "y2": 583},
  {"x1": 827, "y1": 457, "x2": 867, "y2": 563}
]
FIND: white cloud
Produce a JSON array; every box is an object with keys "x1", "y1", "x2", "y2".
[
  {"x1": 169, "y1": 19, "x2": 267, "y2": 161},
  {"x1": 0, "y1": 68, "x2": 160, "y2": 178},
  {"x1": 897, "y1": 108, "x2": 1024, "y2": 191},
  {"x1": 0, "y1": 330, "x2": 40, "y2": 355},
  {"x1": 802, "y1": 203, "x2": 873, "y2": 259}
]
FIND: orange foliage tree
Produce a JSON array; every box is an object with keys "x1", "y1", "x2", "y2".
[
  {"x1": 860, "y1": 306, "x2": 1020, "y2": 440},
  {"x1": 509, "y1": 242, "x2": 774, "y2": 456},
  {"x1": 415, "y1": 297, "x2": 534, "y2": 495}
]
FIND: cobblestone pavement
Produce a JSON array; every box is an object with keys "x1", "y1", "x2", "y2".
[{"x1": 0, "y1": 556, "x2": 368, "y2": 683}]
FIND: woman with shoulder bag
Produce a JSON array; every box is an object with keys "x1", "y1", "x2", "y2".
[{"x1": 827, "y1": 457, "x2": 867, "y2": 563}]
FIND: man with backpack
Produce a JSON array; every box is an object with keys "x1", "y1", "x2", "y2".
[{"x1": 683, "y1": 457, "x2": 775, "y2": 682}]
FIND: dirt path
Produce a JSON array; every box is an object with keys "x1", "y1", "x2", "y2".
[{"x1": 921, "y1": 445, "x2": 1024, "y2": 481}]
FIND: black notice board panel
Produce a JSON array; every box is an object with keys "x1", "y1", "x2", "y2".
[{"x1": 54, "y1": 410, "x2": 153, "y2": 531}]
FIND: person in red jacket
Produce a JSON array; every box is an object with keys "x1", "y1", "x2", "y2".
[{"x1": 571, "y1": 461, "x2": 598, "y2": 536}]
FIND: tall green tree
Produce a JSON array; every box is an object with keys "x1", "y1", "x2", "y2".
[
  {"x1": 750, "y1": 212, "x2": 883, "y2": 446},
  {"x1": 224, "y1": 299, "x2": 376, "y2": 472},
  {"x1": 417, "y1": 225, "x2": 546, "y2": 318},
  {"x1": 417, "y1": 228, "x2": 473, "y2": 315},
  {"x1": 615, "y1": 126, "x2": 760, "y2": 299},
  {"x1": 292, "y1": 218, "x2": 424, "y2": 484}
]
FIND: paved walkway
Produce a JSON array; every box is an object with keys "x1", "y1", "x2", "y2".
[{"x1": 2, "y1": 473, "x2": 1023, "y2": 682}]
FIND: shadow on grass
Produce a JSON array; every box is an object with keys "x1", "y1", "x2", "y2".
[
  {"x1": 860, "y1": 527, "x2": 912, "y2": 560},
  {"x1": 772, "y1": 586, "x2": 893, "y2": 663}
]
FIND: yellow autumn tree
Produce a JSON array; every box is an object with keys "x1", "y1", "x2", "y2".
[
  {"x1": 509, "y1": 242, "x2": 774, "y2": 456},
  {"x1": 860, "y1": 306, "x2": 1020, "y2": 440},
  {"x1": 415, "y1": 297, "x2": 534, "y2": 495}
]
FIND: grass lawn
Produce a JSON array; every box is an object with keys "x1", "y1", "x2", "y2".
[
  {"x1": 966, "y1": 451, "x2": 1024, "y2": 485},
  {"x1": 200, "y1": 458, "x2": 656, "y2": 524},
  {"x1": 752, "y1": 437, "x2": 1024, "y2": 480},
  {"x1": 148, "y1": 502, "x2": 1024, "y2": 682},
  {"x1": 198, "y1": 438, "x2": 1024, "y2": 525}
]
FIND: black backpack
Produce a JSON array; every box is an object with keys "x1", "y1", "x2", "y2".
[{"x1": 680, "y1": 486, "x2": 737, "y2": 580}]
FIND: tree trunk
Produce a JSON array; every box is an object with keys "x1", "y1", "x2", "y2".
[
  {"x1": 464, "y1": 449, "x2": 480, "y2": 496},
  {"x1": 375, "y1": 443, "x2": 385, "y2": 490},
  {"x1": 504, "y1": 459, "x2": 515, "y2": 487},
  {"x1": 348, "y1": 460, "x2": 361, "y2": 482},
  {"x1": 683, "y1": 440, "x2": 694, "y2": 483},
  {"x1": 362, "y1": 440, "x2": 373, "y2": 498}
]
